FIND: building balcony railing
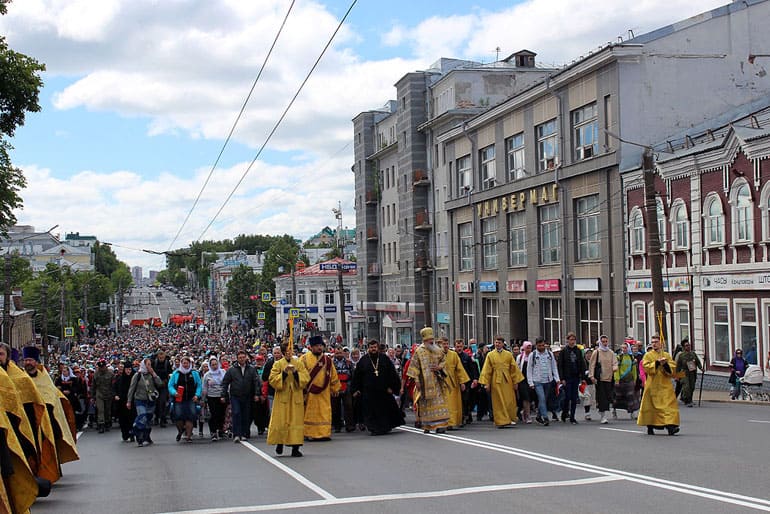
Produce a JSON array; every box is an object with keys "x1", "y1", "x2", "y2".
[
  {"x1": 367, "y1": 263, "x2": 381, "y2": 276},
  {"x1": 365, "y1": 190, "x2": 378, "y2": 204},
  {"x1": 415, "y1": 210, "x2": 432, "y2": 231},
  {"x1": 413, "y1": 169, "x2": 430, "y2": 186},
  {"x1": 366, "y1": 228, "x2": 379, "y2": 240}
]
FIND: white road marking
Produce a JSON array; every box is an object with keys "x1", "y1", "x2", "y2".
[
  {"x1": 398, "y1": 426, "x2": 770, "y2": 511},
  {"x1": 156, "y1": 475, "x2": 621, "y2": 514},
  {"x1": 238, "y1": 440, "x2": 336, "y2": 500},
  {"x1": 747, "y1": 420, "x2": 770, "y2": 424},
  {"x1": 76, "y1": 431, "x2": 83, "y2": 441},
  {"x1": 598, "y1": 427, "x2": 644, "y2": 434}
]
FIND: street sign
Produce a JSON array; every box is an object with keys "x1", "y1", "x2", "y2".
[
  {"x1": 99, "y1": 302, "x2": 108, "y2": 311},
  {"x1": 270, "y1": 299, "x2": 278, "y2": 308},
  {"x1": 280, "y1": 298, "x2": 287, "y2": 305},
  {"x1": 64, "y1": 327, "x2": 75, "y2": 337},
  {"x1": 289, "y1": 308, "x2": 300, "y2": 319},
  {"x1": 257, "y1": 311, "x2": 266, "y2": 320},
  {"x1": 261, "y1": 292, "x2": 271, "y2": 302}
]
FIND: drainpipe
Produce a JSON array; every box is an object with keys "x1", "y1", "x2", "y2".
[{"x1": 461, "y1": 121, "x2": 480, "y2": 339}]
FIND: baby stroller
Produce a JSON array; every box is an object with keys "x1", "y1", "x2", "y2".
[{"x1": 738, "y1": 365, "x2": 770, "y2": 401}]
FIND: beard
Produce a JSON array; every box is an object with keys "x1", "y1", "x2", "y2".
[
  {"x1": 24, "y1": 363, "x2": 37, "y2": 374},
  {"x1": 423, "y1": 342, "x2": 443, "y2": 355}
]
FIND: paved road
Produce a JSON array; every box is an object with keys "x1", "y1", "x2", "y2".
[
  {"x1": 30, "y1": 401, "x2": 770, "y2": 514},
  {"x1": 124, "y1": 286, "x2": 198, "y2": 324}
]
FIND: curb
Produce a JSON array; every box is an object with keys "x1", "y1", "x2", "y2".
[{"x1": 701, "y1": 398, "x2": 770, "y2": 406}]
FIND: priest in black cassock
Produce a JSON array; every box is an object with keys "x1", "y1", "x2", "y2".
[{"x1": 351, "y1": 339, "x2": 404, "y2": 435}]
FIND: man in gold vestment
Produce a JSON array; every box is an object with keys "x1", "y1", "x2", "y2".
[
  {"x1": 407, "y1": 327, "x2": 450, "y2": 434},
  {"x1": 439, "y1": 337, "x2": 469, "y2": 429},
  {"x1": 479, "y1": 336, "x2": 525, "y2": 428},
  {"x1": 268, "y1": 342, "x2": 310, "y2": 457},
  {"x1": 300, "y1": 336, "x2": 340, "y2": 441},
  {"x1": 637, "y1": 334, "x2": 681, "y2": 436}
]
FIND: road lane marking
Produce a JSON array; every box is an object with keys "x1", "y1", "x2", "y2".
[
  {"x1": 239, "y1": 440, "x2": 335, "y2": 500},
  {"x1": 398, "y1": 426, "x2": 770, "y2": 511},
  {"x1": 747, "y1": 420, "x2": 770, "y2": 424},
  {"x1": 155, "y1": 475, "x2": 621, "y2": 514},
  {"x1": 598, "y1": 427, "x2": 644, "y2": 434}
]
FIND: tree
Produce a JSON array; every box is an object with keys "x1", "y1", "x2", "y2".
[
  {"x1": 0, "y1": 1, "x2": 45, "y2": 231},
  {"x1": 225, "y1": 265, "x2": 259, "y2": 324}
]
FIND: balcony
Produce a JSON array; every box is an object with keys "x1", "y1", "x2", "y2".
[
  {"x1": 365, "y1": 190, "x2": 378, "y2": 205},
  {"x1": 415, "y1": 210, "x2": 432, "y2": 231},
  {"x1": 413, "y1": 169, "x2": 430, "y2": 187},
  {"x1": 367, "y1": 263, "x2": 381, "y2": 276},
  {"x1": 366, "y1": 227, "x2": 379, "y2": 241}
]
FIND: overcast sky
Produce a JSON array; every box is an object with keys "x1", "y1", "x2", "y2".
[{"x1": 2, "y1": 0, "x2": 726, "y2": 273}]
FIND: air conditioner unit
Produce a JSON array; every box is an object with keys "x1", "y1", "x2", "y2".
[{"x1": 367, "y1": 316, "x2": 377, "y2": 323}]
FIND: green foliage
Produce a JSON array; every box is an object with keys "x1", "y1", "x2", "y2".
[
  {"x1": 225, "y1": 264, "x2": 260, "y2": 323},
  {"x1": 2, "y1": 252, "x2": 31, "y2": 288},
  {"x1": 93, "y1": 241, "x2": 122, "y2": 278}
]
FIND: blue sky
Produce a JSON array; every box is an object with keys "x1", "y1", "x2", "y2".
[{"x1": 1, "y1": 0, "x2": 725, "y2": 272}]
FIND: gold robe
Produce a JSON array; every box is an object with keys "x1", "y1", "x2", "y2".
[
  {"x1": 479, "y1": 349, "x2": 525, "y2": 426},
  {"x1": 267, "y1": 357, "x2": 309, "y2": 446},
  {"x1": 299, "y1": 352, "x2": 340, "y2": 439},
  {"x1": 0, "y1": 370, "x2": 37, "y2": 514},
  {"x1": 444, "y1": 350, "x2": 470, "y2": 427},
  {"x1": 406, "y1": 344, "x2": 450, "y2": 430},
  {"x1": 637, "y1": 350, "x2": 680, "y2": 427},
  {"x1": 5, "y1": 362, "x2": 60, "y2": 484},
  {"x1": 29, "y1": 367, "x2": 79, "y2": 466}
]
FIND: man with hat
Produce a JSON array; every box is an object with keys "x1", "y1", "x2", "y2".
[
  {"x1": 299, "y1": 335, "x2": 340, "y2": 441},
  {"x1": 91, "y1": 358, "x2": 114, "y2": 433},
  {"x1": 406, "y1": 327, "x2": 450, "y2": 434}
]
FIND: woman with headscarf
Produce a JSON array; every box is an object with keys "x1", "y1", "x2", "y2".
[
  {"x1": 613, "y1": 341, "x2": 639, "y2": 420},
  {"x1": 168, "y1": 356, "x2": 202, "y2": 443},
  {"x1": 55, "y1": 363, "x2": 85, "y2": 429},
  {"x1": 588, "y1": 335, "x2": 619, "y2": 424},
  {"x1": 202, "y1": 356, "x2": 226, "y2": 441},
  {"x1": 113, "y1": 361, "x2": 136, "y2": 442},
  {"x1": 515, "y1": 341, "x2": 534, "y2": 424},
  {"x1": 728, "y1": 349, "x2": 747, "y2": 400},
  {"x1": 127, "y1": 358, "x2": 162, "y2": 447},
  {"x1": 197, "y1": 361, "x2": 210, "y2": 438}
]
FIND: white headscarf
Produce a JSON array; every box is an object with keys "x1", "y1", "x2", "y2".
[
  {"x1": 178, "y1": 358, "x2": 193, "y2": 375},
  {"x1": 206, "y1": 357, "x2": 225, "y2": 383}
]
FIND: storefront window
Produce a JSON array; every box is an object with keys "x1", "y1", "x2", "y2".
[
  {"x1": 460, "y1": 298, "x2": 474, "y2": 342},
  {"x1": 633, "y1": 303, "x2": 647, "y2": 343},
  {"x1": 577, "y1": 298, "x2": 602, "y2": 346},
  {"x1": 540, "y1": 298, "x2": 562, "y2": 345},
  {"x1": 712, "y1": 303, "x2": 730, "y2": 362},
  {"x1": 737, "y1": 304, "x2": 758, "y2": 364},
  {"x1": 673, "y1": 301, "x2": 690, "y2": 348},
  {"x1": 483, "y1": 299, "x2": 499, "y2": 343}
]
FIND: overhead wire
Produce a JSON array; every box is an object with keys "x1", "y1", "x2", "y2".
[
  {"x1": 166, "y1": 0, "x2": 298, "y2": 252},
  {"x1": 195, "y1": 0, "x2": 358, "y2": 243}
]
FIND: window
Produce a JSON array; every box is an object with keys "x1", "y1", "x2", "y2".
[
  {"x1": 508, "y1": 211, "x2": 527, "y2": 266},
  {"x1": 482, "y1": 217, "x2": 497, "y2": 270},
  {"x1": 460, "y1": 298, "x2": 474, "y2": 342},
  {"x1": 572, "y1": 103, "x2": 599, "y2": 161},
  {"x1": 483, "y1": 299, "x2": 499, "y2": 344},
  {"x1": 762, "y1": 182, "x2": 770, "y2": 241},
  {"x1": 324, "y1": 290, "x2": 335, "y2": 304},
  {"x1": 540, "y1": 298, "x2": 562, "y2": 345},
  {"x1": 326, "y1": 318, "x2": 336, "y2": 334},
  {"x1": 297, "y1": 290, "x2": 306, "y2": 305},
  {"x1": 344, "y1": 290, "x2": 351, "y2": 304},
  {"x1": 536, "y1": 119, "x2": 558, "y2": 172},
  {"x1": 704, "y1": 195, "x2": 724, "y2": 246},
  {"x1": 733, "y1": 182, "x2": 753, "y2": 243},
  {"x1": 310, "y1": 289, "x2": 317, "y2": 305},
  {"x1": 539, "y1": 204, "x2": 560, "y2": 264},
  {"x1": 671, "y1": 202, "x2": 689, "y2": 249},
  {"x1": 673, "y1": 301, "x2": 691, "y2": 348},
  {"x1": 576, "y1": 195, "x2": 600, "y2": 261},
  {"x1": 459, "y1": 222, "x2": 473, "y2": 271},
  {"x1": 633, "y1": 302, "x2": 647, "y2": 343},
  {"x1": 480, "y1": 145, "x2": 496, "y2": 190},
  {"x1": 457, "y1": 155, "x2": 471, "y2": 195},
  {"x1": 711, "y1": 302, "x2": 730, "y2": 363},
  {"x1": 630, "y1": 209, "x2": 645, "y2": 254},
  {"x1": 577, "y1": 298, "x2": 602, "y2": 347},
  {"x1": 656, "y1": 198, "x2": 666, "y2": 251},
  {"x1": 736, "y1": 303, "x2": 758, "y2": 365},
  {"x1": 506, "y1": 133, "x2": 526, "y2": 181}
]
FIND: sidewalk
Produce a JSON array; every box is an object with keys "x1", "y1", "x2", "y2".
[{"x1": 698, "y1": 389, "x2": 769, "y2": 406}]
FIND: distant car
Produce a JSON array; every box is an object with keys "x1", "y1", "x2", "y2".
[{"x1": 156, "y1": 291, "x2": 162, "y2": 297}]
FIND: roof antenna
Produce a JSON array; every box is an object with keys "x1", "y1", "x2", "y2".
[{"x1": 496, "y1": 46, "x2": 501, "y2": 62}]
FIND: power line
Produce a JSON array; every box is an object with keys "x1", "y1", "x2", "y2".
[
  {"x1": 166, "y1": 0, "x2": 298, "y2": 252},
  {"x1": 196, "y1": 0, "x2": 358, "y2": 243}
]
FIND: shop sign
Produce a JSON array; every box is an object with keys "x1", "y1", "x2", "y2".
[
  {"x1": 479, "y1": 281, "x2": 498, "y2": 292},
  {"x1": 626, "y1": 276, "x2": 691, "y2": 292},
  {"x1": 506, "y1": 280, "x2": 526, "y2": 292},
  {"x1": 536, "y1": 279, "x2": 561, "y2": 292},
  {"x1": 477, "y1": 183, "x2": 559, "y2": 218},
  {"x1": 701, "y1": 273, "x2": 770, "y2": 291},
  {"x1": 456, "y1": 282, "x2": 473, "y2": 293},
  {"x1": 436, "y1": 312, "x2": 451, "y2": 324},
  {"x1": 573, "y1": 278, "x2": 600, "y2": 292}
]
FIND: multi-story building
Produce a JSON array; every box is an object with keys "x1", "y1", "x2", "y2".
[
  {"x1": 354, "y1": 53, "x2": 555, "y2": 346},
  {"x1": 273, "y1": 258, "x2": 358, "y2": 346},
  {"x1": 625, "y1": 102, "x2": 770, "y2": 374},
  {"x1": 64, "y1": 232, "x2": 97, "y2": 248},
  {"x1": 131, "y1": 266, "x2": 143, "y2": 285},
  {"x1": 208, "y1": 250, "x2": 264, "y2": 327},
  {"x1": 436, "y1": 0, "x2": 770, "y2": 347}
]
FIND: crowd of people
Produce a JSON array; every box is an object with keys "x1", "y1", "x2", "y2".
[{"x1": 0, "y1": 323, "x2": 690, "y2": 513}]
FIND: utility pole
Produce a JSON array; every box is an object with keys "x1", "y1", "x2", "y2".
[
  {"x1": 3, "y1": 253, "x2": 10, "y2": 346},
  {"x1": 83, "y1": 283, "x2": 89, "y2": 328},
  {"x1": 41, "y1": 283, "x2": 48, "y2": 361},
  {"x1": 338, "y1": 265, "x2": 347, "y2": 346},
  {"x1": 60, "y1": 277, "x2": 65, "y2": 347},
  {"x1": 642, "y1": 148, "x2": 668, "y2": 348}
]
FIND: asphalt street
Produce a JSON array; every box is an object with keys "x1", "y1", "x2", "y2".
[
  {"x1": 124, "y1": 286, "x2": 198, "y2": 325},
  {"x1": 30, "y1": 400, "x2": 770, "y2": 514}
]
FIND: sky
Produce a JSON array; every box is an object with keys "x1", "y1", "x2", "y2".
[{"x1": 1, "y1": 0, "x2": 727, "y2": 274}]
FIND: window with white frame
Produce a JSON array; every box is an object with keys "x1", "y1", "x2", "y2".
[
  {"x1": 483, "y1": 299, "x2": 499, "y2": 344},
  {"x1": 457, "y1": 155, "x2": 471, "y2": 195},
  {"x1": 732, "y1": 181, "x2": 753, "y2": 243},
  {"x1": 762, "y1": 182, "x2": 770, "y2": 241},
  {"x1": 460, "y1": 298, "x2": 474, "y2": 342},
  {"x1": 482, "y1": 217, "x2": 497, "y2": 270},
  {"x1": 540, "y1": 204, "x2": 560, "y2": 264},
  {"x1": 324, "y1": 290, "x2": 335, "y2": 304},
  {"x1": 572, "y1": 103, "x2": 599, "y2": 161},
  {"x1": 536, "y1": 119, "x2": 558, "y2": 172},
  {"x1": 630, "y1": 208, "x2": 645, "y2": 254},
  {"x1": 480, "y1": 145, "x2": 496, "y2": 190},
  {"x1": 508, "y1": 211, "x2": 527, "y2": 266},
  {"x1": 576, "y1": 195, "x2": 600, "y2": 261},
  {"x1": 577, "y1": 298, "x2": 602, "y2": 347},
  {"x1": 459, "y1": 222, "x2": 473, "y2": 271},
  {"x1": 506, "y1": 133, "x2": 526, "y2": 180},
  {"x1": 704, "y1": 195, "x2": 724, "y2": 246},
  {"x1": 344, "y1": 289, "x2": 351, "y2": 304},
  {"x1": 326, "y1": 318, "x2": 336, "y2": 334},
  {"x1": 671, "y1": 201, "x2": 689, "y2": 249},
  {"x1": 297, "y1": 290, "x2": 306, "y2": 305},
  {"x1": 711, "y1": 302, "x2": 730, "y2": 363},
  {"x1": 673, "y1": 301, "x2": 690, "y2": 348},
  {"x1": 540, "y1": 298, "x2": 562, "y2": 345},
  {"x1": 736, "y1": 302, "x2": 758, "y2": 365},
  {"x1": 310, "y1": 289, "x2": 317, "y2": 305},
  {"x1": 656, "y1": 197, "x2": 667, "y2": 250},
  {"x1": 633, "y1": 302, "x2": 647, "y2": 343}
]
